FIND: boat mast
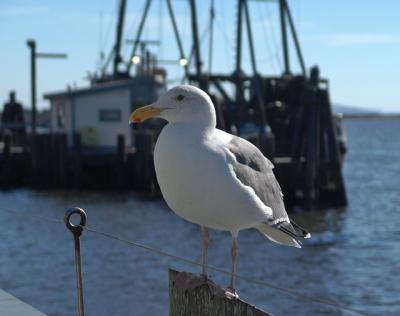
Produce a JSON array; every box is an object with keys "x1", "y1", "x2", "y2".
[
  {"x1": 188, "y1": 0, "x2": 203, "y2": 86},
  {"x1": 282, "y1": 0, "x2": 306, "y2": 76},
  {"x1": 113, "y1": 0, "x2": 127, "y2": 76},
  {"x1": 126, "y1": 0, "x2": 152, "y2": 74},
  {"x1": 279, "y1": 0, "x2": 290, "y2": 74}
]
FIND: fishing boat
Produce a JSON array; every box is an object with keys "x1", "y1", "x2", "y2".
[{"x1": 9, "y1": 0, "x2": 347, "y2": 209}]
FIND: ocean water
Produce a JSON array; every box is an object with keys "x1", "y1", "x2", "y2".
[{"x1": 0, "y1": 118, "x2": 399, "y2": 316}]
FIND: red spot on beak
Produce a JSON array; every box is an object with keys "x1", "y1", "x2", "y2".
[{"x1": 133, "y1": 117, "x2": 141, "y2": 123}]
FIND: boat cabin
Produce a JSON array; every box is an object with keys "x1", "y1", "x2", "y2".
[{"x1": 44, "y1": 77, "x2": 165, "y2": 147}]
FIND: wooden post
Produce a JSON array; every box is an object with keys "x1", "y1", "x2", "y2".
[
  {"x1": 73, "y1": 133, "x2": 82, "y2": 187},
  {"x1": 304, "y1": 86, "x2": 318, "y2": 210},
  {"x1": 57, "y1": 134, "x2": 68, "y2": 187},
  {"x1": 3, "y1": 132, "x2": 11, "y2": 160},
  {"x1": 31, "y1": 135, "x2": 45, "y2": 187},
  {"x1": 117, "y1": 134, "x2": 126, "y2": 162},
  {"x1": 116, "y1": 133, "x2": 126, "y2": 188},
  {"x1": 318, "y1": 89, "x2": 347, "y2": 206},
  {"x1": 42, "y1": 134, "x2": 52, "y2": 186},
  {"x1": 134, "y1": 129, "x2": 155, "y2": 192},
  {"x1": 169, "y1": 269, "x2": 272, "y2": 316},
  {"x1": 1, "y1": 132, "x2": 12, "y2": 186}
]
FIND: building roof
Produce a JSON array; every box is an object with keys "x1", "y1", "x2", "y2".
[{"x1": 44, "y1": 76, "x2": 162, "y2": 100}]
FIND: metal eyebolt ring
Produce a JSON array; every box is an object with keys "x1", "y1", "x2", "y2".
[{"x1": 64, "y1": 207, "x2": 87, "y2": 237}]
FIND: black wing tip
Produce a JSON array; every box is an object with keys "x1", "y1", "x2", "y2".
[
  {"x1": 290, "y1": 220, "x2": 311, "y2": 239},
  {"x1": 275, "y1": 220, "x2": 311, "y2": 240}
]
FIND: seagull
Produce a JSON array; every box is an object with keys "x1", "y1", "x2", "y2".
[{"x1": 129, "y1": 85, "x2": 310, "y2": 296}]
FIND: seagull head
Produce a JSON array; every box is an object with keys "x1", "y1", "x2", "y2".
[{"x1": 129, "y1": 85, "x2": 216, "y2": 128}]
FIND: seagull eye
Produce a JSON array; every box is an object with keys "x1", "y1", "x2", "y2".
[{"x1": 176, "y1": 94, "x2": 185, "y2": 101}]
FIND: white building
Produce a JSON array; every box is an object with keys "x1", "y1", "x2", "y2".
[{"x1": 44, "y1": 77, "x2": 165, "y2": 147}]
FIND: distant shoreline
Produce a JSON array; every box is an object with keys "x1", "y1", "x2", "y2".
[{"x1": 342, "y1": 113, "x2": 400, "y2": 119}]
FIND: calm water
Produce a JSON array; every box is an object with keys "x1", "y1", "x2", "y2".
[{"x1": 0, "y1": 118, "x2": 399, "y2": 316}]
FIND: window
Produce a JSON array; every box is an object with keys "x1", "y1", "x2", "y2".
[{"x1": 99, "y1": 109, "x2": 121, "y2": 122}]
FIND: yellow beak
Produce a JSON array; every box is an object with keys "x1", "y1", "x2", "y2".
[{"x1": 129, "y1": 104, "x2": 163, "y2": 123}]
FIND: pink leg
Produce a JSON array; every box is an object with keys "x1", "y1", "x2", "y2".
[
  {"x1": 201, "y1": 226, "x2": 210, "y2": 277},
  {"x1": 228, "y1": 234, "x2": 238, "y2": 290}
]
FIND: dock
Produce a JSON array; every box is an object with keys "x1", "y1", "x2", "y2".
[
  {"x1": 0, "y1": 289, "x2": 47, "y2": 316},
  {"x1": 0, "y1": 132, "x2": 157, "y2": 193}
]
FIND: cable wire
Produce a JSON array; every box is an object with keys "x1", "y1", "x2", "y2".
[
  {"x1": 82, "y1": 224, "x2": 376, "y2": 316},
  {"x1": 0, "y1": 207, "x2": 377, "y2": 316}
]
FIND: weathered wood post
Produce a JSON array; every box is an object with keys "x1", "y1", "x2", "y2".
[
  {"x1": 32, "y1": 134, "x2": 51, "y2": 187},
  {"x1": 134, "y1": 129, "x2": 155, "y2": 192},
  {"x1": 117, "y1": 134, "x2": 126, "y2": 162},
  {"x1": 319, "y1": 89, "x2": 347, "y2": 206},
  {"x1": 73, "y1": 132, "x2": 82, "y2": 187},
  {"x1": 43, "y1": 134, "x2": 52, "y2": 186},
  {"x1": 304, "y1": 85, "x2": 318, "y2": 210},
  {"x1": 3, "y1": 132, "x2": 11, "y2": 158},
  {"x1": 169, "y1": 269, "x2": 272, "y2": 316},
  {"x1": 1, "y1": 132, "x2": 12, "y2": 186},
  {"x1": 116, "y1": 133, "x2": 126, "y2": 188},
  {"x1": 53, "y1": 133, "x2": 67, "y2": 187}
]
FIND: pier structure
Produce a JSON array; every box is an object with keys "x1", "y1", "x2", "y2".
[{"x1": 0, "y1": 289, "x2": 47, "y2": 316}]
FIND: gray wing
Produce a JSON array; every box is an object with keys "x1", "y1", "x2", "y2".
[
  {"x1": 226, "y1": 136, "x2": 310, "y2": 239},
  {"x1": 225, "y1": 136, "x2": 288, "y2": 222}
]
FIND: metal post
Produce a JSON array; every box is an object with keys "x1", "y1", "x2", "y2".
[
  {"x1": 26, "y1": 39, "x2": 67, "y2": 138},
  {"x1": 64, "y1": 207, "x2": 87, "y2": 316},
  {"x1": 26, "y1": 40, "x2": 37, "y2": 138},
  {"x1": 26, "y1": 39, "x2": 67, "y2": 182},
  {"x1": 113, "y1": 0, "x2": 127, "y2": 75},
  {"x1": 279, "y1": 0, "x2": 290, "y2": 74}
]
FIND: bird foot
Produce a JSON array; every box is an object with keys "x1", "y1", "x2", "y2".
[
  {"x1": 171, "y1": 270, "x2": 239, "y2": 299},
  {"x1": 224, "y1": 286, "x2": 239, "y2": 299},
  {"x1": 173, "y1": 271, "x2": 215, "y2": 291}
]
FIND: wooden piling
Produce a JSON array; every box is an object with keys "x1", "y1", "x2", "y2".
[
  {"x1": 304, "y1": 86, "x2": 318, "y2": 210},
  {"x1": 133, "y1": 129, "x2": 157, "y2": 192},
  {"x1": 169, "y1": 269, "x2": 272, "y2": 316},
  {"x1": 3, "y1": 132, "x2": 11, "y2": 158},
  {"x1": 53, "y1": 134, "x2": 67, "y2": 187},
  {"x1": 32, "y1": 134, "x2": 52, "y2": 187},
  {"x1": 0, "y1": 132, "x2": 12, "y2": 186},
  {"x1": 116, "y1": 133, "x2": 126, "y2": 188},
  {"x1": 318, "y1": 89, "x2": 347, "y2": 206},
  {"x1": 72, "y1": 133, "x2": 82, "y2": 187},
  {"x1": 117, "y1": 134, "x2": 126, "y2": 162}
]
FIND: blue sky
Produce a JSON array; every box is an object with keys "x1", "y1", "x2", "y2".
[{"x1": 1, "y1": 0, "x2": 399, "y2": 113}]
